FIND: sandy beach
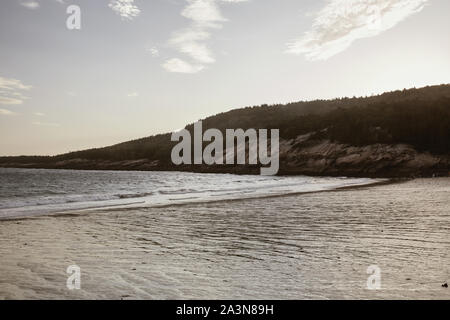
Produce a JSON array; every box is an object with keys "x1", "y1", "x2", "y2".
[{"x1": 0, "y1": 178, "x2": 449, "y2": 300}]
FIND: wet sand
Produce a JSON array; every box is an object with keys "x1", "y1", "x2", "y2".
[{"x1": 0, "y1": 178, "x2": 449, "y2": 299}]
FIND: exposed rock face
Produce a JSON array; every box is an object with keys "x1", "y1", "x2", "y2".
[
  {"x1": 1, "y1": 135, "x2": 448, "y2": 178},
  {"x1": 278, "y1": 137, "x2": 449, "y2": 177}
]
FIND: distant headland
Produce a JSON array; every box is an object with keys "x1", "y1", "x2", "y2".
[{"x1": 1, "y1": 85, "x2": 449, "y2": 178}]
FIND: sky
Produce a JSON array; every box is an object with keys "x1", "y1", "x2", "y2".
[{"x1": 1, "y1": 0, "x2": 449, "y2": 156}]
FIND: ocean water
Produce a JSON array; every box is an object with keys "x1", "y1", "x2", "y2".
[
  {"x1": 0, "y1": 177, "x2": 448, "y2": 299},
  {"x1": 0, "y1": 168, "x2": 448, "y2": 299},
  {"x1": 0, "y1": 168, "x2": 380, "y2": 219}
]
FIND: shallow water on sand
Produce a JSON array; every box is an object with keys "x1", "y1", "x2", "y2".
[{"x1": 0, "y1": 178, "x2": 449, "y2": 299}]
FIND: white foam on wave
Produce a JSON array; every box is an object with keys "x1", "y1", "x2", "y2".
[{"x1": 0, "y1": 168, "x2": 385, "y2": 219}]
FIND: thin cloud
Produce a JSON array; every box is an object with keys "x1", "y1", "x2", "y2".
[
  {"x1": 20, "y1": 1, "x2": 39, "y2": 9},
  {"x1": 0, "y1": 76, "x2": 32, "y2": 105},
  {"x1": 163, "y1": 0, "x2": 250, "y2": 73},
  {"x1": 163, "y1": 58, "x2": 205, "y2": 74},
  {"x1": 0, "y1": 108, "x2": 17, "y2": 116},
  {"x1": 169, "y1": 28, "x2": 215, "y2": 64},
  {"x1": 286, "y1": 0, "x2": 429, "y2": 61},
  {"x1": 0, "y1": 77, "x2": 32, "y2": 91},
  {"x1": 19, "y1": 0, "x2": 64, "y2": 9},
  {"x1": 0, "y1": 97, "x2": 24, "y2": 105},
  {"x1": 127, "y1": 92, "x2": 139, "y2": 97},
  {"x1": 109, "y1": 0, "x2": 140, "y2": 20},
  {"x1": 146, "y1": 46, "x2": 160, "y2": 57}
]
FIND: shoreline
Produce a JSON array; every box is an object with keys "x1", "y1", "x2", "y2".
[
  {"x1": 0, "y1": 175, "x2": 397, "y2": 222},
  {"x1": 0, "y1": 163, "x2": 447, "y2": 179}
]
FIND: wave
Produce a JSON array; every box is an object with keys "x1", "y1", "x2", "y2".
[{"x1": 0, "y1": 168, "x2": 386, "y2": 220}]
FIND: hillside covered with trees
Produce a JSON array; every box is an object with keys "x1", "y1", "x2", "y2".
[{"x1": 1, "y1": 85, "x2": 449, "y2": 177}]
